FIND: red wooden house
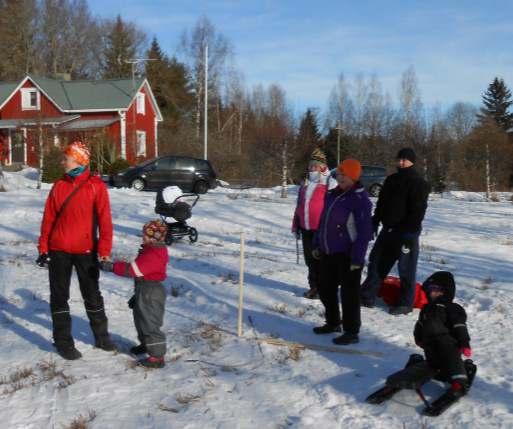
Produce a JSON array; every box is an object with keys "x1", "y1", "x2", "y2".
[{"x1": 0, "y1": 75, "x2": 163, "y2": 167}]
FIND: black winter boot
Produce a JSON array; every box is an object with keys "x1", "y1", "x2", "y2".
[
  {"x1": 313, "y1": 324, "x2": 341, "y2": 334},
  {"x1": 95, "y1": 337, "x2": 117, "y2": 352},
  {"x1": 130, "y1": 344, "x2": 147, "y2": 355},
  {"x1": 56, "y1": 346, "x2": 82, "y2": 360},
  {"x1": 333, "y1": 332, "x2": 359, "y2": 345}
]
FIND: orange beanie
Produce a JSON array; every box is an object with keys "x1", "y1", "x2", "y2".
[
  {"x1": 337, "y1": 159, "x2": 362, "y2": 181},
  {"x1": 64, "y1": 141, "x2": 90, "y2": 166}
]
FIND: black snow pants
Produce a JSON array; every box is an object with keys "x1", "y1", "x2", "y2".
[
  {"x1": 318, "y1": 252, "x2": 362, "y2": 334},
  {"x1": 361, "y1": 228, "x2": 419, "y2": 307},
  {"x1": 301, "y1": 229, "x2": 320, "y2": 291},
  {"x1": 424, "y1": 335, "x2": 468, "y2": 383},
  {"x1": 48, "y1": 251, "x2": 110, "y2": 350}
]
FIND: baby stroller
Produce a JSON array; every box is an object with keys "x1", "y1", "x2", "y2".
[{"x1": 155, "y1": 190, "x2": 199, "y2": 245}]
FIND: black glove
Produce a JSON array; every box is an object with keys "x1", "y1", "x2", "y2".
[
  {"x1": 99, "y1": 260, "x2": 114, "y2": 272},
  {"x1": 36, "y1": 253, "x2": 50, "y2": 268},
  {"x1": 127, "y1": 295, "x2": 136, "y2": 309},
  {"x1": 311, "y1": 249, "x2": 322, "y2": 260}
]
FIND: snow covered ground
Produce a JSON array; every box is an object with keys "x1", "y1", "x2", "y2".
[{"x1": 0, "y1": 170, "x2": 512, "y2": 428}]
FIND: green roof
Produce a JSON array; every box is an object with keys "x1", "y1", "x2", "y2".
[
  {"x1": 0, "y1": 82, "x2": 19, "y2": 107},
  {"x1": 30, "y1": 75, "x2": 145, "y2": 110},
  {"x1": 0, "y1": 75, "x2": 146, "y2": 111}
]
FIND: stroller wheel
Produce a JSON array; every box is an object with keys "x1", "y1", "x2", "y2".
[{"x1": 189, "y1": 228, "x2": 198, "y2": 243}]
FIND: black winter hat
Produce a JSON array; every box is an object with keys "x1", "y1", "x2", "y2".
[
  {"x1": 396, "y1": 147, "x2": 416, "y2": 163},
  {"x1": 422, "y1": 271, "x2": 455, "y2": 303}
]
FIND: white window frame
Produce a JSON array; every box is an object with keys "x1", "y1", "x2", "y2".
[
  {"x1": 136, "y1": 92, "x2": 145, "y2": 115},
  {"x1": 136, "y1": 130, "x2": 146, "y2": 157},
  {"x1": 21, "y1": 88, "x2": 40, "y2": 111}
]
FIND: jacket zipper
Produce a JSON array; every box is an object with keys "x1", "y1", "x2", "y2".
[{"x1": 323, "y1": 189, "x2": 350, "y2": 254}]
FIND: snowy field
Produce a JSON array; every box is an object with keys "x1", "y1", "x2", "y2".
[{"x1": 0, "y1": 170, "x2": 512, "y2": 428}]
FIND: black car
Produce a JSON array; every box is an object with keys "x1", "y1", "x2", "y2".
[
  {"x1": 111, "y1": 155, "x2": 217, "y2": 193},
  {"x1": 330, "y1": 165, "x2": 386, "y2": 197}
]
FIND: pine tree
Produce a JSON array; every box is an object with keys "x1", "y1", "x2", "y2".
[
  {"x1": 292, "y1": 108, "x2": 322, "y2": 180},
  {"x1": 478, "y1": 77, "x2": 513, "y2": 131},
  {"x1": 102, "y1": 15, "x2": 136, "y2": 79},
  {"x1": 145, "y1": 37, "x2": 193, "y2": 127}
]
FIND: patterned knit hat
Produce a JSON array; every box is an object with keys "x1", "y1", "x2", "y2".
[
  {"x1": 64, "y1": 141, "x2": 90, "y2": 166},
  {"x1": 142, "y1": 220, "x2": 168, "y2": 243},
  {"x1": 309, "y1": 148, "x2": 327, "y2": 166}
]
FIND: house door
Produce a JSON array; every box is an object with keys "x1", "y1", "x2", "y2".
[{"x1": 11, "y1": 131, "x2": 25, "y2": 163}]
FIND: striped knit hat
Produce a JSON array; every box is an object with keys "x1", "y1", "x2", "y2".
[{"x1": 309, "y1": 148, "x2": 327, "y2": 166}]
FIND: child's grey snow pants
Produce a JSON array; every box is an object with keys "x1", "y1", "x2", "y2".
[{"x1": 133, "y1": 280, "x2": 166, "y2": 357}]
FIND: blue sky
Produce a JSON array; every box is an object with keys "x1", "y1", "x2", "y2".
[{"x1": 89, "y1": 0, "x2": 513, "y2": 113}]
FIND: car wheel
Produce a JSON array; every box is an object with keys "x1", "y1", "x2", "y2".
[
  {"x1": 131, "y1": 178, "x2": 146, "y2": 191},
  {"x1": 369, "y1": 184, "x2": 382, "y2": 197},
  {"x1": 193, "y1": 180, "x2": 208, "y2": 194}
]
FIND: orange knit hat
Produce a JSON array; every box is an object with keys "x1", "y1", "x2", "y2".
[
  {"x1": 64, "y1": 141, "x2": 90, "y2": 166},
  {"x1": 337, "y1": 159, "x2": 362, "y2": 181}
]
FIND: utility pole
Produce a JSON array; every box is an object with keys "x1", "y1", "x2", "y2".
[
  {"x1": 204, "y1": 44, "x2": 208, "y2": 160},
  {"x1": 335, "y1": 121, "x2": 343, "y2": 165}
]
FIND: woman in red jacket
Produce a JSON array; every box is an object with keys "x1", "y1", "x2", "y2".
[{"x1": 37, "y1": 141, "x2": 116, "y2": 360}]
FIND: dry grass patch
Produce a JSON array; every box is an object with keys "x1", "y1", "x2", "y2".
[{"x1": 63, "y1": 410, "x2": 97, "y2": 429}]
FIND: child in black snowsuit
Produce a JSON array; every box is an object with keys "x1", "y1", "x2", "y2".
[{"x1": 414, "y1": 271, "x2": 475, "y2": 397}]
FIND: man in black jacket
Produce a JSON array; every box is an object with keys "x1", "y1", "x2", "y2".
[{"x1": 361, "y1": 147, "x2": 430, "y2": 315}]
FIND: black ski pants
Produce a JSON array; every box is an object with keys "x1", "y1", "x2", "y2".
[
  {"x1": 48, "y1": 251, "x2": 110, "y2": 350},
  {"x1": 361, "y1": 228, "x2": 419, "y2": 307},
  {"x1": 318, "y1": 252, "x2": 362, "y2": 334},
  {"x1": 301, "y1": 229, "x2": 320, "y2": 291},
  {"x1": 424, "y1": 335, "x2": 468, "y2": 383}
]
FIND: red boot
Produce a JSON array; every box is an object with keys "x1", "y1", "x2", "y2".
[{"x1": 139, "y1": 355, "x2": 165, "y2": 369}]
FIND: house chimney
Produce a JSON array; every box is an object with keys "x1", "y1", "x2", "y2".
[{"x1": 55, "y1": 73, "x2": 71, "y2": 81}]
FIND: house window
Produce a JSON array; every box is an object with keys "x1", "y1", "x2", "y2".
[
  {"x1": 136, "y1": 92, "x2": 145, "y2": 115},
  {"x1": 21, "y1": 88, "x2": 40, "y2": 110},
  {"x1": 136, "y1": 131, "x2": 146, "y2": 157}
]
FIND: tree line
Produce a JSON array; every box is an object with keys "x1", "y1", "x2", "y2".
[{"x1": 1, "y1": 1, "x2": 512, "y2": 191}]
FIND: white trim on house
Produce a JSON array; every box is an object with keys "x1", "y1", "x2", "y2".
[
  {"x1": 136, "y1": 130, "x2": 146, "y2": 157},
  {"x1": 7, "y1": 129, "x2": 12, "y2": 165},
  {"x1": 126, "y1": 80, "x2": 164, "y2": 122},
  {"x1": 22, "y1": 128, "x2": 27, "y2": 165},
  {"x1": 119, "y1": 111, "x2": 127, "y2": 159},
  {"x1": 0, "y1": 76, "x2": 64, "y2": 113},
  {"x1": 136, "y1": 92, "x2": 145, "y2": 115},
  {"x1": 154, "y1": 117, "x2": 158, "y2": 158},
  {"x1": 21, "y1": 88, "x2": 40, "y2": 110}
]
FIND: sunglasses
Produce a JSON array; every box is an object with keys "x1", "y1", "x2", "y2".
[{"x1": 426, "y1": 283, "x2": 444, "y2": 293}]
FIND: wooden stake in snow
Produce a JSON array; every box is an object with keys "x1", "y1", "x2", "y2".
[{"x1": 237, "y1": 231, "x2": 246, "y2": 337}]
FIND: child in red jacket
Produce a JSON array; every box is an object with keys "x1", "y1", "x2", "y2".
[{"x1": 101, "y1": 220, "x2": 169, "y2": 368}]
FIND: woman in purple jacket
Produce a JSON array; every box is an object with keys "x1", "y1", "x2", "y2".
[{"x1": 312, "y1": 159, "x2": 373, "y2": 345}]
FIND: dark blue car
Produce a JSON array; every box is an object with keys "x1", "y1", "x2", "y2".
[{"x1": 331, "y1": 165, "x2": 386, "y2": 197}]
